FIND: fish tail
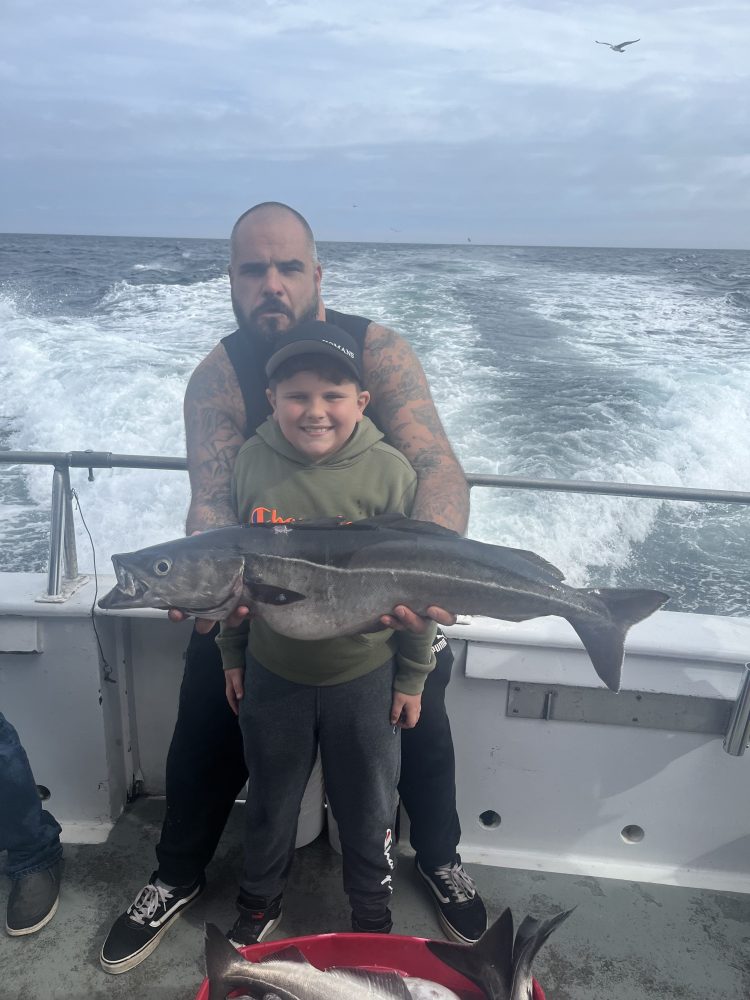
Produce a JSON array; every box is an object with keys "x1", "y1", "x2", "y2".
[
  {"x1": 426, "y1": 906, "x2": 514, "y2": 998},
  {"x1": 204, "y1": 922, "x2": 249, "y2": 1000},
  {"x1": 510, "y1": 908, "x2": 576, "y2": 1000},
  {"x1": 567, "y1": 588, "x2": 669, "y2": 692}
]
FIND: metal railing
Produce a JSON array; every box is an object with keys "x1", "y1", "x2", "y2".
[
  {"x1": 3, "y1": 448, "x2": 750, "y2": 599},
  {"x1": 1, "y1": 451, "x2": 187, "y2": 598},
  {"x1": 2, "y1": 448, "x2": 750, "y2": 754}
]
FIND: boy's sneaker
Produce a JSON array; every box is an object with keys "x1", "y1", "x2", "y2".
[
  {"x1": 228, "y1": 894, "x2": 283, "y2": 948},
  {"x1": 6, "y1": 861, "x2": 62, "y2": 936},
  {"x1": 416, "y1": 856, "x2": 488, "y2": 944},
  {"x1": 351, "y1": 910, "x2": 393, "y2": 934},
  {"x1": 100, "y1": 872, "x2": 205, "y2": 974}
]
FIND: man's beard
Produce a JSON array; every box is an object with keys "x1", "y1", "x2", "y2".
[{"x1": 232, "y1": 291, "x2": 320, "y2": 341}]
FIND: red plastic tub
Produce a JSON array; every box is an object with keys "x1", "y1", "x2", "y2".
[{"x1": 194, "y1": 931, "x2": 545, "y2": 1000}]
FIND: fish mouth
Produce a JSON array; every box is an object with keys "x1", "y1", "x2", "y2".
[
  {"x1": 98, "y1": 562, "x2": 155, "y2": 610},
  {"x1": 114, "y1": 565, "x2": 145, "y2": 598}
]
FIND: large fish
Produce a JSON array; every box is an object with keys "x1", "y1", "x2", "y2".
[
  {"x1": 98, "y1": 514, "x2": 669, "y2": 691},
  {"x1": 203, "y1": 923, "x2": 462, "y2": 1000},
  {"x1": 427, "y1": 906, "x2": 575, "y2": 1000}
]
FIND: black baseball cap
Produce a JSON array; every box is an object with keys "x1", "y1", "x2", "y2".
[{"x1": 265, "y1": 320, "x2": 363, "y2": 382}]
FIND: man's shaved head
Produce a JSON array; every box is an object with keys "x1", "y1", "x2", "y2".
[
  {"x1": 230, "y1": 202, "x2": 318, "y2": 264},
  {"x1": 228, "y1": 201, "x2": 322, "y2": 339}
]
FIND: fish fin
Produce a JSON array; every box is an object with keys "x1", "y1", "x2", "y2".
[
  {"x1": 512, "y1": 915, "x2": 541, "y2": 966},
  {"x1": 257, "y1": 944, "x2": 310, "y2": 964},
  {"x1": 244, "y1": 516, "x2": 382, "y2": 531},
  {"x1": 426, "y1": 906, "x2": 514, "y2": 1000},
  {"x1": 244, "y1": 581, "x2": 306, "y2": 606},
  {"x1": 567, "y1": 589, "x2": 669, "y2": 692},
  {"x1": 204, "y1": 923, "x2": 255, "y2": 1000},
  {"x1": 366, "y1": 514, "x2": 461, "y2": 537},
  {"x1": 502, "y1": 548, "x2": 566, "y2": 581},
  {"x1": 318, "y1": 512, "x2": 462, "y2": 537},
  {"x1": 592, "y1": 588, "x2": 670, "y2": 623},
  {"x1": 327, "y1": 966, "x2": 413, "y2": 997},
  {"x1": 243, "y1": 512, "x2": 461, "y2": 537},
  {"x1": 510, "y1": 908, "x2": 575, "y2": 999}
]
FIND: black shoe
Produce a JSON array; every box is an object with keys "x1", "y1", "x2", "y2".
[
  {"x1": 228, "y1": 894, "x2": 283, "y2": 948},
  {"x1": 416, "y1": 856, "x2": 488, "y2": 944},
  {"x1": 6, "y1": 861, "x2": 62, "y2": 936},
  {"x1": 351, "y1": 910, "x2": 393, "y2": 934},
  {"x1": 100, "y1": 871, "x2": 205, "y2": 974}
]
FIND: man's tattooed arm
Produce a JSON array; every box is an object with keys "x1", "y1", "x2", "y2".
[
  {"x1": 363, "y1": 323, "x2": 469, "y2": 534},
  {"x1": 184, "y1": 345, "x2": 247, "y2": 534}
]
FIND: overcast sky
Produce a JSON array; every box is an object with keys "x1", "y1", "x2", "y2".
[{"x1": 2, "y1": 1, "x2": 748, "y2": 248}]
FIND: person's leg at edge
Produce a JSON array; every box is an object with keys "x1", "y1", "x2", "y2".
[
  {"x1": 231, "y1": 654, "x2": 319, "y2": 946},
  {"x1": 319, "y1": 660, "x2": 400, "y2": 933},
  {"x1": 156, "y1": 626, "x2": 248, "y2": 884},
  {"x1": 1, "y1": 712, "x2": 63, "y2": 936},
  {"x1": 100, "y1": 626, "x2": 248, "y2": 973},
  {"x1": 398, "y1": 634, "x2": 488, "y2": 943}
]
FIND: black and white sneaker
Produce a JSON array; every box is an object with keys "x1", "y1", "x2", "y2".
[
  {"x1": 100, "y1": 871, "x2": 205, "y2": 974},
  {"x1": 416, "y1": 856, "x2": 488, "y2": 944},
  {"x1": 228, "y1": 894, "x2": 283, "y2": 948}
]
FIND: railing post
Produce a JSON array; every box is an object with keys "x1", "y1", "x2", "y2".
[
  {"x1": 61, "y1": 465, "x2": 79, "y2": 580},
  {"x1": 723, "y1": 664, "x2": 750, "y2": 757},
  {"x1": 47, "y1": 465, "x2": 66, "y2": 597}
]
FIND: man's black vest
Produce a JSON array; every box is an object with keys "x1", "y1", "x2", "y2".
[{"x1": 221, "y1": 308, "x2": 372, "y2": 439}]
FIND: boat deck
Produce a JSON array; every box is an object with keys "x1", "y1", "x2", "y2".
[{"x1": 1, "y1": 797, "x2": 748, "y2": 1000}]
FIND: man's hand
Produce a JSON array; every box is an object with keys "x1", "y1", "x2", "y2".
[
  {"x1": 380, "y1": 604, "x2": 457, "y2": 634},
  {"x1": 225, "y1": 667, "x2": 245, "y2": 715},
  {"x1": 167, "y1": 606, "x2": 252, "y2": 633},
  {"x1": 391, "y1": 691, "x2": 422, "y2": 729}
]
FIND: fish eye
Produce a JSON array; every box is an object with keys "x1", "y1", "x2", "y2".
[{"x1": 153, "y1": 557, "x2": 172, "y2": 576}]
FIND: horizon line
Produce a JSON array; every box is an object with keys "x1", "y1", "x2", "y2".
[{"x1": 1, "y1": 230, "x2": 748, "y2": 254}]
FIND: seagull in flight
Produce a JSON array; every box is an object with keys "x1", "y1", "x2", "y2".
[{"x1": 596, "y1": 38, "x2": 640, "y2": 52}]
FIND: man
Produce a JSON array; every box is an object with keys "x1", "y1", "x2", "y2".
[
  {"x1": 100, "y1": 202, "x2": 487, "y2": 974},
  {"x1": 1, "y1": 712, "x2": 63, "y2": 937}
]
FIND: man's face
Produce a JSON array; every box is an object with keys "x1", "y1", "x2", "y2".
[{"x1": 229, "y1": 210, "x2": 322, "y2": 340}]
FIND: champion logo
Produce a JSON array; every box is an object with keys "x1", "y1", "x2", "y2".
[
  {"x1": 250, "y1": 506, "x2": 295, "y2": 524},
  {"x1": 383, "y1": 827, "x2": 395, "y2": 889},
  {"x1": 321, "y1": 338, "x2": 355, "y2": 359}
]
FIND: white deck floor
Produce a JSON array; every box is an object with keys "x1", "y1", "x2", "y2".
[{"x1": 1, "y1": 797, "x2": 748, "y2": 1000}]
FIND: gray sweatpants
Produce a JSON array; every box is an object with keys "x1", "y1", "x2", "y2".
[{"x1": 238, "y1": 654, "x2": 400, "y2": 920}]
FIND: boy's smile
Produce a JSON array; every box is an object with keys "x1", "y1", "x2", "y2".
[{"x1": 266, "y1": 370, "x2": 370, "y2": 461}]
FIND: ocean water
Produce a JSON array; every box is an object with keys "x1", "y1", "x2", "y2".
[{"x1": 1, "y1": 234, "x2": 749, "y2": 617}]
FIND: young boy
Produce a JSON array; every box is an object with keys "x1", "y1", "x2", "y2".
[{"x1": 217, "y1": 319, "x2": 437, "y2": 946}]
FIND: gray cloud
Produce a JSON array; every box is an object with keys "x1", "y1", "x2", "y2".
[{"x1": 1, "y1": 0, "x2": 748, "y2": 246}]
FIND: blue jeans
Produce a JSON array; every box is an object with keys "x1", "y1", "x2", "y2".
[{"x1": 0, "y1": 712, "x2": 62, "y2": 879}]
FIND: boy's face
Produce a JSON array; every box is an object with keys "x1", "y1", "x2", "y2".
[{"x1": 266, "y1": 370, "x2": 370, "y2": 462}]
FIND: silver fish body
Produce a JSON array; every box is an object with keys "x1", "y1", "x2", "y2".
[
  {"x1": 204, "y1": 925, "x2": 439, "y2": 1000},
  {"x1": 228, "y1": 980, "x2": 462, "y2": 1000},
  {"x1": 98, "y1": 514, "x2": 669, "y2": 691},
  {"x1": 403, "y1": 978, "x2": 464, "y2": 999}
]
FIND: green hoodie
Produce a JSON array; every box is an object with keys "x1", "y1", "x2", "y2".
[{"x1": 217, "y1": 416, "x2": 436, "y2": 694}]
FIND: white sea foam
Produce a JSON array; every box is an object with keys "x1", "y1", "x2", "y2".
[
  {"x1": 1, "y1": 241, "x2": 749, "y2": 613},
  {"x1": 0, "y1": 278, "x2": 232, "y2": 568}
]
